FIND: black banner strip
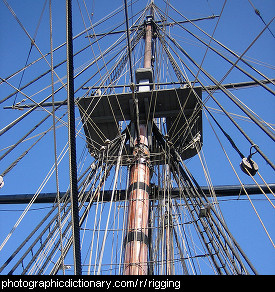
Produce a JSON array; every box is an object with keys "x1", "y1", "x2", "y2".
[
  {"x1": 128, "y1": 182, "x2": 150, "y2": 194},
  {"x1": 124, "y1": 231, "x2": 149, "y2": 247}
]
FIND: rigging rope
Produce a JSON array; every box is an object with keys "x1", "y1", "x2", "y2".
[
  {"x1": 158, "y1": 2, "x2": 275, "y2": 89},
  {"x1": 1, "y1": 0, "x2": 274, "y2": 275},
  {"x1": 12, "y1": 0, "x2": 48, "y2": 108},
  {"x1": 248, "y1": 0, "x2": 275, "y2": 39},
  {"x1": 49, "y1": 0, "x2": 65, "y2": 275},
  {"x1": 124, "y1": 0, "x2": 134, "y2": 83},
  {"x1": 207, "y1": 115, "x2": 275, "y2": 249},
  {"x1": 163, "y1": 33, "x2": 275, "y2": 170},
  {"x1": 204, "y1": 109, "x2": 245, "y2": 159}
]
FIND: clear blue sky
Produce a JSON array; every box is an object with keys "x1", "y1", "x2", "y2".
[{"x1": 0, "y1": 0, "x2": 274, "y2": 275}]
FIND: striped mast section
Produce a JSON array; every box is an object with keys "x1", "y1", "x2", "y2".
[{"x1": 123, "y1": 11, "x2": 153, "y2": 275}]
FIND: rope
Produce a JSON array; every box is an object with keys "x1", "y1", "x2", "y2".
[
  {"x1": 66, "y1": 0, "x2": 82, "y2": 275},
  {"x1": 0, "y1": 137, "x2": 69, "y2": 254},
  {"x1": 205, "y1": 109, "x2": 245, "y2": 159},
  {"x1": 12, "y1": 0, "x2": 48, "y2": 108},
  {"x1": 207, "y1": 114, "x2": 275, "y2": 249},
  {"x1": 49, "y1": 0, "x2": 65, "y2": 275},
  {"x1": 248, "y1": 0, "x2": 275, "y2": 39},
  {"x1": 163, "y1": 33, "x2": 275, "y2": 170},
  {"x1": 2, "y1": 0, "x2": 66, "y2": 88},
  {"x1": 97, "y1": 134, "x2": 126, "y2": 274},
  {"x1": 124, "y1": 0, "x2": 134, "y2": 83}
]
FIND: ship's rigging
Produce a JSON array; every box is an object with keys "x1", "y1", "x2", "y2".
[{"x1": 0, "y1": 0, "x2": 274, "y2": 275}]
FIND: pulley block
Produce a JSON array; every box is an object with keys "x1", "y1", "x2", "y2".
[{"x1": 240, "y1": 157, "x2": 259, "y2": 176}]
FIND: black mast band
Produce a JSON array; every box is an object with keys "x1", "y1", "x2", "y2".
[{"x1": 124, "y1": 231, "x2": 149, "y2": 247}]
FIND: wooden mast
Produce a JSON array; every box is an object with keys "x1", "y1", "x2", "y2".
[{"x1": 123, "y1": 13, "x2": 153, "y2": 275}]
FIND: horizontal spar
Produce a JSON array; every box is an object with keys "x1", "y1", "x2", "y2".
[
  {"x1": 86, "y1": 15, "x2": 220, "y2": 38},
  {"x1": 0, "y1": 184, "x2": 274, "y2": 204}
]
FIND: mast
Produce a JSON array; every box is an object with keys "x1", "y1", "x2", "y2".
[{"x1": 123, "y1": 11, "x2": 153, "y2": 275}]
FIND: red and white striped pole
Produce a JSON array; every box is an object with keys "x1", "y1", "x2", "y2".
[{"x1": 123, "y1": 16, "x2": 153, "y2": 275}]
